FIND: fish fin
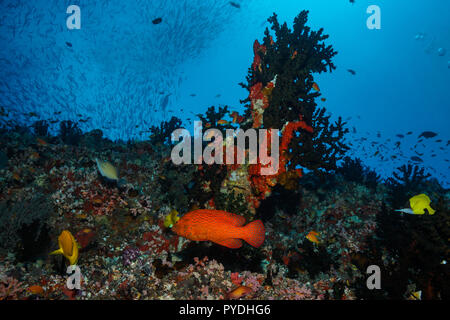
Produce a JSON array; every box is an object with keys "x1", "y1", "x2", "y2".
[
  {"x1": 241, "y1": 220, "x2": 265, "y2": 248},
  {"x1": 215, "y1": 238, "x2": 243, "y2": 249},
  {"x1": 49, "y1": 248, "x2": 63, "y2": 255},
  {"x1": 426, "y1": 206, "x2": 436, "y2": 215}
]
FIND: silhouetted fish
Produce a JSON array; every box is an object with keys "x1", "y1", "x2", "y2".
[
  {"x1": 65, "y1": 42, "x2": 72, "y2": 47},
  {"x1": 411, "y1": 156, "x2": 423, "y2": 162},
  {"x1": 161, "y1": 94, "x2": 170, "y2": 112},
  {"x1": 152, "y1": 18, "x2": 162, "y2": 24},
  {"x1": 347, "y1": 69, "x2": 356, "y2": 75},
  {"x1": 418, "y1": 131, "x2": 437, "y2": 139},
  {"x1": 406, "y1": 131, "x2": 413, "y2": 135},
  {"x1": 396, "y1": 134, "x2": 404, "y2": 138},
  {"x1": 229, "y1": 1, "x2": 241, "y2": 8}
]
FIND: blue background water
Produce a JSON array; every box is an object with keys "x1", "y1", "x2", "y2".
[{"x1": 0, "y1": 0, "x2": 449, "y2": 186}]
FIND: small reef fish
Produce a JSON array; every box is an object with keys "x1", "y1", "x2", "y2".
[
  {"x1": 312, "y1": 82, "x2": 320, "y2": 91},
  {"x1": 321, "y1": 98, "x2": 326, "y2": 102},
  {"x1": 229, "y1": 1, "x2": 241, "y2": 9},
  {"x1": 227, "y1": 286, "x2": 252, "y2": 299},
  {"x1": 395, "y1": 193, "x2": 435, "y2": 215},
  {"x1": 65, "y1": 42, "x2": 72, "y2": 47},
  {"x1": 291, "y1": 50, "x2": 298, "y2": 60},
  {"x1": 347, "y1": 69, "x2": 356, "y2": 75},
  {"x1": 418, "y1": 131, "x2": 437, "y2": 139},
  {"x1": 36, "y1": 138, "x2": 48, "y2": 146},
  {"x1": 95, "y1": 158, "x2": 119, "y2": 181},
  {"x1": 172, "y1": 209, "x2": 265, "y2": 248},
  {"x1": 164, "y1": 209, "x2": 180, "y2": 228},
  {"x1": 410, "y1": 156, "x2": 423, "y2": 163},
  {"x1": 28, "y1": 285, "x2": 44, "y2": 295},
  {"x1": 152, "y1": 17, "x2": 162, "y2": 25},
  {"x1": 50, "y1": 230, "x2": 79, "y2": 265},
  {"x1": 306, "y1": 230, "x2": 320, "y2": 244},
  {"x1": 217, "y1": 119, "x2": 229, "y2": 125}
]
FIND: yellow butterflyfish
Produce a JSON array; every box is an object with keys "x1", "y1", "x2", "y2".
[
  {"x1": 396, "y1": 194, "x2": 435, "y2": 215},
  {"x1": 409, "y1": 194, "x2": 435, "y2": 215},
  {"x1": 50, "y1": 230, "x2": 79, "y2": 265}
]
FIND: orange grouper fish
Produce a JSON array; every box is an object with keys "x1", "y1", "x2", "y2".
[{"x1": 172, "y1": 209, "x2": 265, "y2": 249}]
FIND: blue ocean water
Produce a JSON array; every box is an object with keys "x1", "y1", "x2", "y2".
[{"x1": 0, "y1": 0, "x2": 449, "y2": 185}]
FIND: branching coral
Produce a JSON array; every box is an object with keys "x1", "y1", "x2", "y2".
[
  {"x1": 190, "y1": 11, "x2": 348, "y2": 214},
  {"x1": 337, "y1": 156, "x2": 380, "y2": 189},
  {"x1": 386, "y1": 164, "x2": 432, "y2": 208},
  {"x1": 59, "y1": 120, "x2": 82, "y2": 145},
  {"x1": 149, "y1": 116, "x2": 182, "y2": 146},
  {"x1": 240, "y1": 11, "x2": 348, "y2": 174},
  {"x1": 0, "y1": 276, "x2": 23, "y2": 300}
]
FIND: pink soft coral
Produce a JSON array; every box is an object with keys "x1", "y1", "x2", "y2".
[{"x1": 0, "y1": 276, "x2": 23, "y2": 300}]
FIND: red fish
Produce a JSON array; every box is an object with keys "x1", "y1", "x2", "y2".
[{"x1": 172, "y1": 209, "x2": 265, "y2": 248}]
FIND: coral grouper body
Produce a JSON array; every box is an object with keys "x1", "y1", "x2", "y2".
[{"x1": 172, "y1": 210, "x2": 265, "y2": 248}]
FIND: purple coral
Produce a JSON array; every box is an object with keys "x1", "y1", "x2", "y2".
[{"x1": 122, "y1": 247, "x2": 140, "y2": 266}]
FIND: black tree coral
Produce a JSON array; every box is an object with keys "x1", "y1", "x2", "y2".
[{"x1": 240, "y1": 11, "x2": 348, "y2": 173}]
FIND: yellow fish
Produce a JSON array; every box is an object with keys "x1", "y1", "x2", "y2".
[
  {"x1": 396, "y1": 193, "x2": 435, "y2": 215},
  {"x1": 306, "y1": 230, "x2": 320, "y2": 244},
  {"x1": 409, "y1": 194, "x2": 435, "y2": 215},
  {"x1": 164, "y1": 209, "x2": 180, "y2": 228},
  {"x1": 95, "y1": 158, "x2": 119, "y2": 181},
  {"x1": 408, "y1": 291, "x2": 422, "y2": 300},
  {"x1": 50, "y1": 230, "x2": 79, "y2": 265}
]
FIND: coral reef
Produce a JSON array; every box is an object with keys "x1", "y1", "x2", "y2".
[
  {"x1": 0, "y1": 121, "x2": 447, "y2": 300},
  {"x1": 0, "y1": 10, "x2": 447, "y2": 302}
]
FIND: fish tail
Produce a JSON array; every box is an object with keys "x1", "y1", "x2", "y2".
[{"x1": 241, "y1": 220, "x2": 265, "y2": 248}]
